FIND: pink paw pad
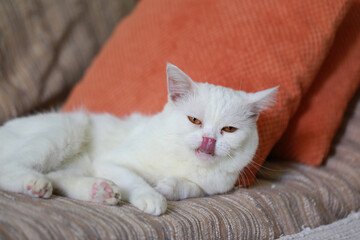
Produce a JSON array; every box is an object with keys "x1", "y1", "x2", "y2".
[
  {"x1": 92, "y1": 181, "x2": 116, "y2": 200},
  {"x1": 26, "y1": 181, "x2": 52, "y2": 198}
]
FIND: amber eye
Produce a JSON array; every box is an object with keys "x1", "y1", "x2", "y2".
[
  {"x1": 188, "y1": 116, "x2": 202, "y2": 125},
  {"x1": 222, "y1": 126, "x2": 238, "y2": 133}
]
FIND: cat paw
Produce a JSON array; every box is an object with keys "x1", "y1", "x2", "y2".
[
  {"x1": 91, "y1": 180, "x2": 121, "y2": 205},
  {"x1": 131, "y1": 189, "x2": 167, "y2": 216},
  {"x1": 155, "y1": 177, "x2": 179, "y2": 201},
  {"x1": 25, "y1": 177, "x2": 53, "y2": 198}
]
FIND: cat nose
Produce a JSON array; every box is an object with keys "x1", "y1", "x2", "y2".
[{"x1": 199, "y1": 137, "x2": 216, "y2": 155}]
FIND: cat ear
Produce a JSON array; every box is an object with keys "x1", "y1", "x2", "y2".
[
  {"x1": 166, "y1": 63, "x2": 196, "y2": 102},
  {"x1": 246, "y1": 86, "x2": 279, "y2": 119}
]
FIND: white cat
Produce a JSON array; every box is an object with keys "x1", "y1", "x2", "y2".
[{"x1": 0, "y1": 63, "x2": 277, "y2": 215}]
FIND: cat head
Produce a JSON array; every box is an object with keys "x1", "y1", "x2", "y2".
[{"x1": 164, "y1": 63, "x2": 278, "y2": 168}]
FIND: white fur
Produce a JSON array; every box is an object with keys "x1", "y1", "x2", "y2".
[{"x1": 0, "y1": 63, "x2": 277, "y2": 215}]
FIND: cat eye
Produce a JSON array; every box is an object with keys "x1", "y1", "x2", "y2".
[
  {"x1": 222, "y1": 126, "x2": 238, "y2": 133},
  {"x1": 188, "y1": 116, "x2": 202, "y2": 125}
]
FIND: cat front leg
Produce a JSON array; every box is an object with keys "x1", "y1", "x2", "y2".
[
  {"x1": 94, "y1": 163, "x2": 167, "y2": 216},
  {"x1": 47, "y1": 171, "x2": 121, "y2": 205},
  {"x1": 0, "y1": 164, "x2": 53, "y2": 198},
  {"x1": 155, "y1": 177, "x2": 205, "y2": 201}
]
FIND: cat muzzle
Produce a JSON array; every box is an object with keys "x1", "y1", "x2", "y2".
[{"x1": 198, "y1": 137, "x2": 216, "y2": 156}]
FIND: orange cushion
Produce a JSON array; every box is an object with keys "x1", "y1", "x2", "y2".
[
  {"x1": 271, "y1": 2, "x2": 360, "y2": 165},
  {"x1": 62, "y1": 0, "x2": 349, "y2": 186}
]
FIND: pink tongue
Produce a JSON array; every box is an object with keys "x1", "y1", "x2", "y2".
[{"x1": 199, "y1": 137, "x2": 216, "y2": 155}]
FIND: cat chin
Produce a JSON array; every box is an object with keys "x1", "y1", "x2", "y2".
[{"x1": 195, "y1": 150, "x2": 216, "y2": 162}]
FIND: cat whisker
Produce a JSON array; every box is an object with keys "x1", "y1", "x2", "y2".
[
  {"x1": 244, "y1": 165, "x2": 260, "y2": 186},
  {"x1": 247, "y1": 158, "x2": 286, "y2": 173},
  {"x1": 223, "y1": 153, "x2": 256, "y2": 187},
  {"x1": 237, "y1": 170, "x2": 246, "y2": 188},
  {"x1": 238, "y1": 168, "x2": 254, "y2": 187},
  {"x1": 241, "y1": 149, "x2": 284, "y2": 173}
]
